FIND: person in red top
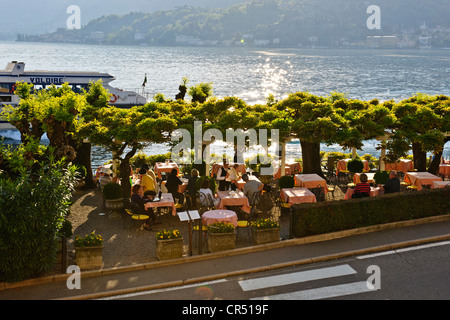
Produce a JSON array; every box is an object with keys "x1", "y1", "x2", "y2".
[{"x1": 352, "y1": 173, "x2": 370, "y2": 198}]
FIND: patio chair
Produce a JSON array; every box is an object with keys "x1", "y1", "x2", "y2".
[
  {"x1": 123, "y1": 201, "x2": 150, "y2": 230},
  {"x1": 310, "y1": 185, "x2": 326, "y2": 202}
]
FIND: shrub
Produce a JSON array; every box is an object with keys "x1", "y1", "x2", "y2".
[
  {"x1": 0, "y1": 159, "x2": 77, "y2": 282},
  {"x1": 278, "y1": 175, "x2": 295, "y2": 189},
  {"x1": 75, "y1": 232, "x2": 103, "y2": 247},
  {"x1": 103, "y1": 182, "x2": 123, "y2": 200},
  {"x1": 374, "y1": 171, "x2": 390, "y2": 185},
  {"x1": 251, "y1": 218, "x2": 279, "y2": 230},
  {"x1": 291, "y1": 188, "x2": 450, "y2": 238},
  {"x1": 208, "y1": 222, "x2": 235, "y2": 233},
  {"x1": 347, "y1": 158, "x2": 364, "y2": 173},
  {"x1": 155, "y1": 229, "x2": 182, "y2": 240}
]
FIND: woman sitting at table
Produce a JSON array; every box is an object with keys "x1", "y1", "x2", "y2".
[
  {"x1": 199, "y1": 179, "x2": 220, "y2": 208},
  {"x1": 351, "y1": 173, "x2": 370, "y2": 198},
  {"x1": 165, "y1": 168, "x2": 184, "y2": 205},
  {"x1": 185, "y1": 169, "x2": 199, "y2": 209}
]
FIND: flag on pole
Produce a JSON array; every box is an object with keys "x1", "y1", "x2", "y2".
[{"x1": 142, "y1": 73, "x2": 147, "y2": 87}]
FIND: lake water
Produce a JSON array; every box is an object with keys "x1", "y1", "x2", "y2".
[{"x1": 1, "y1": 41, "x2": 449, "y2": 166}]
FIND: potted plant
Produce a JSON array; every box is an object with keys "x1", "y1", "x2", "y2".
[
  {"x1": 74, "y1": 232, "x2": 103, "y2": 270},
  {"x1": 155, "y1": 229, "x2": 184, "y2": 260},
  {"x1": 102, "y1": 182, "x2": 123, "y2": 220},
  {"x1": 251, "y1": 218, "x2": 280, "y2": 245},
  {"x1": 347, "y1": 158, "x2": 364, "y2": 173},
  {"x1": 207, "y1": 222, "x2": 236, "y2": 253},
  {"x1": 278, "y1": 175, "x2": 295, "y2": 189},
  {"x1": 374, "y1": 171, "x2": 390, "y2": 186}
]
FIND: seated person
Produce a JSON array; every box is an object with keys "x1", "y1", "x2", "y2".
[
  {"x1": 185, "y1": 169, "x2": 199, "y2": 209},
  {"x1": 379, "y1": 170, "x2": 400, "y2": 194},
  {"x1": 138, "y1": 167, "x2": 155, "y2": 193},
  {"x1": 351, "y1": 173, "x2": 371, "y2": 198},
  {"x1": 199, "y1": 179, "x2": 219, "y2": 207},
  {"x1": 242, "y1": 174, "x2": 263, "y2": 205},
  {"x1": 130, "y1": 184, "x2": 158, "y2": 230},
  {"x1": 165, "y1": 168, "x2": 184, "y2": 205}
]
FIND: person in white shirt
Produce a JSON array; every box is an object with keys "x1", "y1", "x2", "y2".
[
  {"x1": 228, "y1": 163, "x2": 240, "y2": 190},
  {"x1": 216, "y1": 161, "x2": 230, "y2": 191},
  {"x1": 199, "y1": 179, "x2": 220, "y2": 207}
]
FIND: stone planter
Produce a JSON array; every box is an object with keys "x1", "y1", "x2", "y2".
[
  {"x1": 252, "y1": 228, "x2": 280, "y2": 245},
  {"x1": 207, "y1": 231, "x2": 236, "y2": 253},
  {"x1": 156, "y1": 238, "x2": 184, "y2": 260},
  {"x1": 75, "y1": 246, "x2": 103, "y2": 270},
  {"x1": 105, "y1": 198, "x2": 123, "y2": 220}
]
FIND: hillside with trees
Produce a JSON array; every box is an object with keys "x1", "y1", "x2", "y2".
[{"x1": 18, "y1": 0, "x2": 450, "y2": 48}]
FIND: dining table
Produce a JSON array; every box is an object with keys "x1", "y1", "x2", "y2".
[
  {"x1": 431, "y1": 180, "x2": 450, "y2": 189},
  {"x1": 155, "y1": 162, "x2": 179, "y2": 179},
  {"x1": 236, "y1": 175, "x2": 261, "y2": 190},
  {"x1": 353, "y1": 172, "x2": 376, "y2": 184},
  {"x1": 201, "y1": 209, "x2": 238, "y2": 227},
  {"x1": 280, "y1": 188, "x2": 317, "y2": 205},
  {"x1": 294, "y1": 174, "x2": 328, "y2": 194},
  {"x1": 144, "y1": 193, "x2": 177, "y2": 216},
  {"x1": 385, "y1": 159, "x2": 414, "y2": 173},
  {"x1": 439, "y1": 164, "x2": 450, "y2": 177},
  {"x1": 344, "y1": 187, "x2": 383, "y2": 199},
  {"x1": 404, "y1": 172, "x2": 442, "y2": 191},
  {"x1": 217, "y1": 190, "x2": 251, "y2": 213}
]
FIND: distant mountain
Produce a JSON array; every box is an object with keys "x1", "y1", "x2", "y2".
[
  {"x1": 0, "y1": 0, "x2": 246, "y2": 39},
  {"x1": 13, "y1": 0, "x2": 450, "y2": 48}
]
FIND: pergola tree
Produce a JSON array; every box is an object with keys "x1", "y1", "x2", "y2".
[
  {"x1": 275, "y1": 92, "x2": 346, "y2": 177},
  {"x1": 79, "y1": 100, "x2": 177, "y2": 198},
  {"x1": 386, "y1": 94, "x2": 450, "y2": 173}
]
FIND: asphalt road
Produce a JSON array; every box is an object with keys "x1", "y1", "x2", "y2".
[{"x1": 103, "y1": 240, "x2": 450, "y2": 301}]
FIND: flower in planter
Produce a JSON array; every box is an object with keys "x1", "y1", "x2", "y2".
[
  {"x1": 75, "y1": 232, "x2": 103, "y2": 247},
  {"x1": 251, "y1": 218, "x2": 279, "y2": 230},
  {"x1": 156, "y1": 229, "x2": 182, "y2": 240},
  {"x1": 208, "y1": 222, "x2": 235, "y2": 233}
]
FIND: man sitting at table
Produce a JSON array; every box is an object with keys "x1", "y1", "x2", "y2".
[
  {"x1": 351, "y1": 173, "x2": 370, "y2": 198},
  {"x1": 379, "y1": 170, "x2": 400, "y2": 194},
  {"x1": 242, "y1": 174, "x2": 263, "y2": 204}
]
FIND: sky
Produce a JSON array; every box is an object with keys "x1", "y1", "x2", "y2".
[{"x1": 0, "y1": 0, "x2": 246, "y2": 35}]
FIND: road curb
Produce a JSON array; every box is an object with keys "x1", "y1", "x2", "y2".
[
  {"x1": 60, "y1": 233, "x2": 450, "y2": 300},
  {"x1": 1, "y1": 214, "x2": 449, "y2": 293}
]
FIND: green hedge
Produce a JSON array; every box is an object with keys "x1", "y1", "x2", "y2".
[{"x1": 291, "y1": 188, "x2": 450, "y2": 238}]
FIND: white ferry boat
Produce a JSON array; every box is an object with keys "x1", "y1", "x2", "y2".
[{"x1": 0, "y1": 61, "x2": 148, "y2": 130}]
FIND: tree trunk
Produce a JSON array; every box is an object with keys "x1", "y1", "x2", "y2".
[
  {"x1": 412, "y1": 142, "x2": 427, "y2": 172},
  {"x1": 119, "y1": 146, "x2": 138, "y2": 200},
  {"x1": 300, "y1": 140, "x2": 324, "y2": 178},
  {"x1": 428, "y1": 137, "x2": 450, "y2": 175},
  {"x1": 70, "y1": 138, "x2": 96, "y2": 189}
]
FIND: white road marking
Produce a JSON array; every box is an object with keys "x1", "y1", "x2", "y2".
[
  {"x1": 238, "y1": 264, "x2": 356, "y2": 291},
  {"x1": 357, "y1": 241, "x2": 450, "y2": 260}
]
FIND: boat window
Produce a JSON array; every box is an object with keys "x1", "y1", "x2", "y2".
[
  {"x1": 0, "y1": 84, "x2": 9, "y2": 93},
  {"x1": 0, "y1": 96, "x2": 12, "y2": 102}
]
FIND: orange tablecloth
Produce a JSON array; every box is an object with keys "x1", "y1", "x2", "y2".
[
  {"x1": 280, "y1": 188, "x2": 316, "y2": 205},
  {"x1": 274, "y1": 165, "x2": 291, "y2": 179},
  {"x1": 336, "y1": 159, "x2": 369, "y2": 175},
  {"x1": 144, "y1": 193, "x2": 176, "y2": 216},
  {"x1": 404, "y1": 172, "x2": 442, "y2": 191},
  {"x1": 155, "y1": 162, "x2": 179, "y2": 178},
  {"x1": 236, "y1": 175, "x2": 261, "y2": 190},
  {"x1": 217, "y1": 190, "x2": 251, "y2": 213},
  {"x1": 385, "y1": 159, "x2": 414, "y2": 173},
  {"x1": 439, "y1": 164, "x2": 450, "y2": 176},
  {"x1": 211, "y1": 163, "x2": 246, "y2": 176},
  {"x1": 344, "y1": 187, "x2": 382, "y2": 200},
  {"x1": 202, "y1": 209, "x2": 238, "y2": 227},
  {"x1": 273, "y1": 161, "x2": 301, "y2": 178},
  {"x1": 294, "y1": 174, "x2": 328, "y2": 194},
  {"x1": 353, "y1": 172, "x2": 376, "y2": 184}
]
